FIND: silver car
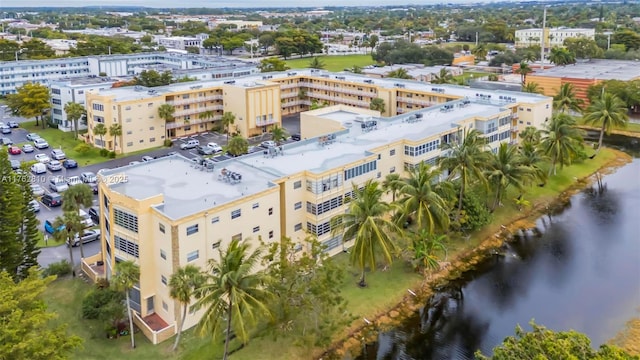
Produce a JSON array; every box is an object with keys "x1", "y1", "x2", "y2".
[
  {"x1": 67, "y1": 229, "x2": 101, "y2": 247},
  {"x1": 30, "y1": 184, "x2": 45, "y2": 197},
  {"x1": 47, "y1": 160, "x2": 63, "y2": 172}
]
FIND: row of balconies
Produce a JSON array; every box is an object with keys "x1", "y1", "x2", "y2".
[
  {"x1": 173, "y1": 105, "x2": 224, "y2": 117},
  {"x1": 397, "y1": 96, "x2": 437, "y2": 107},
  {"x1": 281, "y1": 100, "x2": 312, "y2": 108},
  {"x1": 305, "y1": 83, "x2": 376, "y2": 97},
  {"x1": 167, "y1": 94, "x2": 223, "y2": 106},
  {"x1": 306, "y1": 91, "x2": 370, "y2": 108},
  {"x1": 166, "y1": 115, "x2": 223, "y2": 129}
]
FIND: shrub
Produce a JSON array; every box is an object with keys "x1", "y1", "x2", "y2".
[
  {"x1": 82, "y1": 287, "x2": 123, "y2": 320},
  {"x1": 451, "y1": 188, "x2": 492, "y2": 232},
  {"x1": 47, "y1": 121, "x2": 59, "y2": 129},
  {"x1": 74, "y1": 143, "x2": 92, "y2": 155},
  {"x1": 163, "y1": 139, "x2": 173, "y2": 147},
  {"x1": 99, "y1": 148, "x2": 109, "y2": 157},
  {"x1": 43, "y1": 260, "x2": 72, "y2": 277},
  {"x1": 108, "y1": 151, "x2": 116, "y2": 158},
  {"x1": 95, "y1": 278, "x2": 110, "y2": 290}
]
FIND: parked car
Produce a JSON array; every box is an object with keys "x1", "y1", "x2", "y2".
[
  {"x1": 1, "y1": 125, "x2": 11, "y2": 134},
  {"x1": 28, "y1": 200, "x2": 40, "y2": 213},
  {"x1": 41, "y1": 193, "x2": 62, "y2": 207},
  {"x1": 141, "y1": 155, "x2": 155, "y2": 162},
  {"x1": 33, "y1": 138, "x2": 49, "y2": 149},
  {"x1": 81, "y1": 172, "x2": 97, "y2": 183},
  {"x1": 51, "y1": 149, "x2": 66, "y2": 160},
  {"x1": 7, "y1": 121, "x2": 19, "y2": 128},
  {"x1": 35, "y1": 154, "x2": 50, "y2": 163},
  {"x1": 78, "y1": 209, "x2": 93, "y2": 228},
  {"x1": 49, "y1": 176, "x2": 69, "y2": 192},
  {"x1": 30, "y1": 184, "x2": 45, "y2": 197},
  {"x1": 44, "y1": 219, "x2": 65, "y2": 234},
  {"x1": 197, "y1": 145, "x2": 215, "y2": 155},
  {"x1": 22, "y1": 144, "x2": 34, "y2": 153},
  {"x1": 206, "y1": 142, "x2": 223, "y2": 153},
  {"x1": 66, "y1": 176, "x2": 82, "y2": 187},
  {"x1": 179, "y1": 139, "x2": 199, "y2": 150},
  {"x1": 291, "y1": 133, "x2": 302, "y2": 141},
  {"x1": 260, "y1": 140, "x2": 277, "y2": 148},
  {"x1": 90, "y1": 182, "x2": 99, "y2": 194},
  {"x1": 47, "y1": 160, "x2": 63, "y2": 172},
  {"x1": 8, "y1": 146, "x2": 21, "y2": 155},
  {"x1": 1, "y1": 138, "x2": 13, "y2": 146},
  {"x1": 26, "y1": 133, "x2": 40, "y2": 141},
  {"x1": 10, "y1": 160, "x2": 20, "y2": 170},
  {"x1": 31, "y1": 163, "x2": 46, "y2": 174},
  {"x1": 67, "y1": 229, "x2": 101, "y2": 247},
  {"x1": 62, "y1": 159, "x2": 78, "y2": 169},
  {"x1": 88, "y1": 207, "x2": 100, "y2": 224}
]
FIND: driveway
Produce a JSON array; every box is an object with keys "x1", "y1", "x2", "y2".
[{"x1": 38, "y1": 239, "x2": 102, "y2": 269}]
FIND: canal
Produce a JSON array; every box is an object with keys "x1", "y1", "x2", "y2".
[{"x1": 357, "y1": 150, "x2": 640, "y2": 359}]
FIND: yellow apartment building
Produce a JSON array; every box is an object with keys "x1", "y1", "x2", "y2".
[
  {"x1": 85, "y1": 86, "x2": 552, "y2": 343},
  {"x1": 85, "y1": 69, "x2": 551, "y2": 154}
]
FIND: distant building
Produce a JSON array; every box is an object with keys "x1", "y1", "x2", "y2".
[
  {"x1": 158, "y1": 34, "x2": 208, "y2": 51},
  {"x1": 208, "y1": 19, "x2": 263, "y2": 30},
  {"x1": 49, "y1": 77, "x2": 117, "y2": 132},
  {"x1": 515, "y1": 28, "x2": 595, "y2": 49}
]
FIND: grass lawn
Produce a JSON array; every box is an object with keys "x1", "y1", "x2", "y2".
[
  {"x1": 577, "y1": 119, "x2": 640, "y2": 134},
  {"x1": 285, "y1": 54, "x2": 377, "y2": 72},
  {"x1": 452, "y1": 71, "x2": 491, "y2": 84}
]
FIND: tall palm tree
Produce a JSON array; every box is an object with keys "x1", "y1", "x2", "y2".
[
  {"x1": 192, "y1": 239, "x2": 273, "y2": 360},
  {"x1": 582, "y1": 92, "x2": 629, "y2": 153},
  {"x1": 519, "y1": 126, "x2": 542, "y2": 145},
  {"x1": 270, "y1": 125, "x2": 288, "y2": 145},
  {"x1": 93, "y1": 123, "x2": 107, "y2": 148},
  {"x1": 485, "y1": 143, "x2": 534, "y2": 211},
  {"x1": 515, "y1": 62, "x2": 533, "y2": 85},
  {"x1": 519, "y1": 141, "x2": 548, "y2": 186},
  {"x1": 382, "y1": 173, "x2": 402, "y2": 202},
  {"x1": 549, "y1": 47, "x2": 575, "y2": 66},
  {"x1": 169, "y1": 265, "x2": 205, "y2": 352},
  {"x1": 540, "y1": 113, "x2": 584, "y2": 176},
  {"x1": 553, "y1": 83, "x2": 584, "y2": 114},
  {"x1": 220, "y1": 112, "x2": 236, "y2": 143},
  {"x1": 64, "y1": 101, "x2": 85, "y2": 139},
  {"x1": 331, "y1": 180, "x2": 401, "y2": 287},
  {"x1": 387, "y1": 68, "x2": 412, "y2": 79},
  {"x1": 438, "y1": 129, "x2": 491, "y2": 220},
  {"x1": 62, "y1": 184, "x2": 93, "y2": 259},
  {"x1": 109, "y1": 123, "x2": 122, "y2": 153},
  {"x1": 369, "y1": 97, "x2": 385, "y2": 114},
  {"x1": 472, "y1": 44, "x2": 488, "y2": 60},
  {"x1": 158, "y1": 103, "x2": 175, "y2": 122},
  {"x1": 397, "y1": 163, "x2": 452, "y2": 234},
  {"x1": 432, "y1": 68, "x2": 453, "y2": 84},
  {"x1": 112, "y1": 260, "x2": 140, "y2": 349},
  {"x1": 53, "y1": 211, "x2": 83, "y2": 278},
  {"x1": 523, "y1": 82, "x2": 542, "y2": 94}
]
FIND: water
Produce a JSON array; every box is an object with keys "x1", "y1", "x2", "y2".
[{"x1": 357, "y1": 156, "x2": 640, "y2": 360}]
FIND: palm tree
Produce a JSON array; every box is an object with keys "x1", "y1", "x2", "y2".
[
  {"x1": 382, "y1": 173, "x2": 402, "y2": 202},
  {"x1": 387, "y1": 68, "x2": 412, "y2": 79},
  {"x1": 515, "y1": 62, "x2": 533, "y2": 85},
  {"x1": 519, "y1": 141, "x2": 548, "y2": 186},
  {"x1": 198, "y1": 109, "x2": 214, "y2": 126},
  {"x1": 472, "y1": 44, "x2": 488, "y2": 60},
  {"x1": 553, "y1": 83, "x2": 584, "y2": 114},
  {"x1": 485, "y1": 143, "x2": 534, "y2": 211},
  {"x1": 109, "y1": 123, "x2": 122, "y2": 153},
  {"x1": 519, "y1": 126, "x2": 542, "y2": 145},
  {"x1": 548, "y1": 47, "x2": 576, "y2": 66},
  {"x1": 270, "y1": 125, "x2": 288, "y2": 145},
  {"x1": 308, "y1": 57, "x2": 325, "y2": 69},
  {"x1": 220, "y1": 112, "x2": 236, "y2": 143},
  {"x1": 582, "y1": 92, "x2": 629, "y2": 153},
  {"x1": 523, "y1": 82, "x2": 542, "y2": 94},
  {"x1": 53, "y1": 211, "x2": 83, "y2": 278},
  {"x1": 113, "y1": 261, "x2": 140, "y2": 349},
  {"x1": 397, "y1": 163, "x2": 452, "y2": 234},
  {"x1": 431, "y1": 68, "x2": 453, "y2": 84},
  {"x1": 158, "y1": 103, "x2": 175, "y2": 122},
  {"x1": 192, "y1": 239, "x2": 273, "y2": 360},
  {"x1": 64, "y1": 101, "x2": 85, "y2": 139},
  {"x1": 227, "y1": 135, "x2": 249, "y2": 156},
  {"x1": 409, "y1": 230, "x2": 448, "y2": 273},
  {"x1": 169, "y1": 265, "x2": 205, "y2": 352},
  {"x1": 438, "y1": 129, "x2": 491, "y2": 220},
  {"x1": 331, "y1": 180, "x2": 401, "y2": 287},
  {"x1": 352, "y1": 65, "x2": 363, "y2": 74},
  {"x1": 369, "y1": 97, "x2": 385, "y2": 114},
  {"x1": 540, "y1": 113, "x2": 584, "y2": 176},
  {"x1": 62, "y1": 184, "x2": 93, "y2": 259},
  {"x1": 93, "y1": 123, "x2": 107, "y2": 149}
]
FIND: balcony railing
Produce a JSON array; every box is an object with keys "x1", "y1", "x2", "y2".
[
  {"x1": 132, "y1": 312, "x2": 176, "y2": 345},
  {"x1": 167, "y1": 95, "x2": 223, "y2": 106},
  {"x1": 166, "y1": 115, "x2": 222, "y2": 129},
  {"x1": 81, "y1": 252, "x2": 105, "y2": 282}
]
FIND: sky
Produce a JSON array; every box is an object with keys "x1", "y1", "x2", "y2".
[{"x1": 1, "y1": 0, "x2": 456, "y2": 8}]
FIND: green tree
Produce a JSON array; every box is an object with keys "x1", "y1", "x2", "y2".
[
  {"x1": 612, "y1": 29, "x2": 640, "y2": 51},
  {"x1": 158, "y1": 103, "x2": 175, "y2": 122},
  {"x1": 472, "y1": 44, "x2": 488, "y2": 60},
  {"x1": 549, "y1": 47, "x2": 576, "y2": 66},
  {"x1": 397, "y1": 163, "x2": 452, "y2": 234},
  {"x1": 270, "y1": 125, "x2": 288, "y2": 145},
  {"x1": 387, "y1": 67, "x2": 412, "y2": 79},
  {"x1": 109, "y1": 123, "x2": 122, "y2": 153},
  {"x1": 368, "y1": 34, "x2": 379, "y2": 54},
  {"x1": 352, "y1": 65, "x2": 363, "y2": 74},
  {"x1": 583, "y1": 92, "x2": 629, "y2": 153},
  {"x1": 0, "y1": 150, "x2": 27, "y2": 281},
  {"x1": 431, "y1": 68, "x2": 453, "y2": 84},
  {"x1": 0, "y1": 269, "x2": 83, "y2": 359},
  {"x1": 522, "y1": 82, "x2": 542, "y2": 94},
  {"x1": 540, "y1": 113, "x2": 584, "y2": 176},
  {"x1": 515, "y1": 61, "x2": 533, "y2": 85},
  {"x1": 438, "y1": 129, "x2": 491, "y2": 221},
  {"x1": 554, "y1": 83, "x2": 584, "y2": 113},
  {"x1": 369, "y1": 97, "x2": 386, "y2": 113},
  {"x1": 519, "y1": 141, "x2": 548, "y2": 186},
  {"x1": 476, "y1": 320, "x2": 636, "y2": 360},
  {"x1": 6, "y1": 82, "x2": 50, "y2": 128},
  {"x1": 382, "y1": 173, "x2": 402, "y2": 202},
  {"x1": 92, "y1": 123, "x2": 107, "y2": 149},
  {"x1": 21, "y1": 38, "x2": 55, "y2": 59},
  {"x1": 308, "y1": 56, "x2": 325, "y2": 69},
  {"x1": 169, "y1": 265, "x2": 205, "y2": 352},
  {"x1": 53, "y1": 211, "x2": 84, "y2": 277},
  {"x1": 135, "y1": 70, "x2": 172, "y2": 87},
  {"x1": 220, "y1": 112, "x2": 236, "y2": 143},
  {"x1": 112, "y1": 260, "x2": 140, "y2": 349},
  {"x1": 62, "y1": 184, "x2": 94, "y2": 259},
  {"x1": 331, "y1": 180, "x2": 401, "y2": 287},
  {"x1": 519, "y1": 126, "x2": 542, "y2": 146},
  {"x1": 64, "y1": 101, "x2": 85, "y2": 139},
  {"x1": 408, "y1": 230, "x2": 448, "y2": 273},
  {"x1": 193, "y1": 239, "x2": 273, "y2": 360},
  {"x1": 485, "y1": 143, "x2": 534, "y2": 211},
  {"x1": 258, "y1": 57, "x2": 290, "y2": 72},
  {"x1": 563, "y1": 37, "x2": 604, "y2": 59},
  {"x1": 16, "y1": 164, "x2": 40, "y2": 280},
  {"x1": 227, "y1": 135, "x2": 249, "y2": 157}
]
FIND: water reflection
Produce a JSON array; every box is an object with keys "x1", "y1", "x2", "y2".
[{"x1": 357, "y1": 158, "x2": 640, "y2": 360}]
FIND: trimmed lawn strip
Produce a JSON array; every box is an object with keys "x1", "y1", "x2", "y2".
[
  {"x1": 577, "y1": 120, "x2": 640, "y2": 135},
  {"x1": 285, "y1": 55, "x2": 376, "y2": 72}
]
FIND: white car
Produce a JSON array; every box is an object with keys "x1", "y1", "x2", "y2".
[
  {"x1": 81, "y1": 172, "x2": 97, "y2": 183},
  {"x1": 260, "y1": 140, "x2": 277, "y2": 148},
  {"x1": 35, "y1": 154, "x2": 51, "y2": 163},
  {"x1": 66, "y1": 176, "x2": 83, "y2": 187},
  {"x1": 206, "y1": 142, "x2": 223, "y2": 153},
  {"x1": 51, "y1": 149, "x2": 66, "y2": 160},
  {"x1": 30, "y1": 184, "x2": 45, "y2": 197},
  {"x1": 33, "y1": 138, "x2": 49, "y2": 149}
]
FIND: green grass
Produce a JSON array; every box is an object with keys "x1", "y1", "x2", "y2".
[
  {"x1": 576, "y1": 119, "x2": 640, "y2": 134},
  {"x1": 285, "y1": 54, "x2": 377, "y2": 72}
]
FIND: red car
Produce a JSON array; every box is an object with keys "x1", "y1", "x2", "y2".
[{"x1": 8, "y1": 146, "x2": 21, "y2": 155}]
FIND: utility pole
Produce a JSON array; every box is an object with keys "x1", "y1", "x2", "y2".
[
  {"x1": 475, "y1": 32, "x2": 479, "y2": 46},
  {"x1": 541, "y1": 6, "x2": 547, "y2": 66}
]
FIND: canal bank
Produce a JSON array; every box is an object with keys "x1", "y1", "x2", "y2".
[{"x1": 319, "y1": 147, "x2": 634, "y2": 360}]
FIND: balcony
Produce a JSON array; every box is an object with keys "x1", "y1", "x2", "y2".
[
  {"x1": 282, "y1": 100, "x2": 311, "y2": 108},
  {"x1": 166, "y1": 115, "x2": 222, "y2": 129},
  {"x1": 81, "y1": 252, "x2": 106, "y2": 282},
  {"x1": 397, "y1": 96, "x2": 435, "y2": 107},
  {"x1": 167, "y1": 95, "x2": 223, "y2": 106},
  {"x1": 132, "y1": 312, "x2": 175, "y2": 345}
]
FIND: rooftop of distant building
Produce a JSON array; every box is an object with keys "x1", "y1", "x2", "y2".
[{"x1": 531, "y1": 59, "x2": 640, "y2": 81}]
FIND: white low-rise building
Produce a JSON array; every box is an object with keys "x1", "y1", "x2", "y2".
[
  {"x1": 49, "y1": 77, "x2": 117, "y2": 132},
  {"x1": 515, "y1": 28, "x2": 595, "y2": 48}
]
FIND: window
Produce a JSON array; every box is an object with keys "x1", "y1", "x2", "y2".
[
  {"x1": 212, "y1": 241, "x2": 221, "y2": 250},
  {"x1": 52, "y1": 99, "x2": 61, "y2": 105},
  {"x1": 306, "y1": 195, "x2": 343, "y2": 215},
  {"x1": 306, "y1": 218, "x2": 341, "y2": 236},
  {"x1": 268, "y1": 231, "x2": 274, "y2": 239},
  {"x1": 344, "y1": 160, "x2": 377, "y2": 180},
  {"x1": 211, "y1": 216, "x2": 220, "y2": 224},
  {"x1": 232, "y1": 233, "x2": 242, "y2": 241},
  {"x1": 268, "y1": 207, "x2": 273, "y2": 215},
  {"x1": 161, "y1": 275, "x2": 167, "y2": 285},
  {"x1": 294, "y1": 223, "x2": 302, "y2": 231},
  {"x1": 404, "y1": 139, "x2": 440, "y2": 157},
  {"x1": 162, "y1": 301, "x2": 168, "y2": 311},
  {"x1": 293, "y1": 180, "x2": 301, "y2": 189},
  {"x1": 114, "y1": 208, "x2": 138, "y2": 233},
  {"x1": 186, "y1": 224, "x2": 199, "y2": 235},
  {"x1": 294, "y1": 201, "x2": 302, "y2": 210},
  {"x1": 160, "y1": 249, "x2": 166, "y2": 260},
  {"x1": 159, "y1": 223, "x2": 165, "y2": 233},
  {"x1": 252, "y1": 202, "x2": 259, "y2": 209},
  {"x1": 114, "y1": 235, "x2": 139, "y2": 258},
  {"x1": 231, "y1": 209, "x2": 241, "y2": 219},
  {"x1": 390, "y1": 166, "x2": 396, "y2": 173},
  {"x1": 127, "y1": 142, "x2": 133, "y2": 147},
  {"x1": 150, "y1": 138, "x2": 156, "y2": 143},
  {"x1": 390, "y1": 149, "x2": 396, "y2": 156},
  {"x1": 253, "y1": 226, "x2": 260, "y2": 233},
  {"x1": 187, "y1": 250, "x2": 199, "y2": 262},
  {"x1": 92, "y1": 103, "x2": 104, "y2": 111}
]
